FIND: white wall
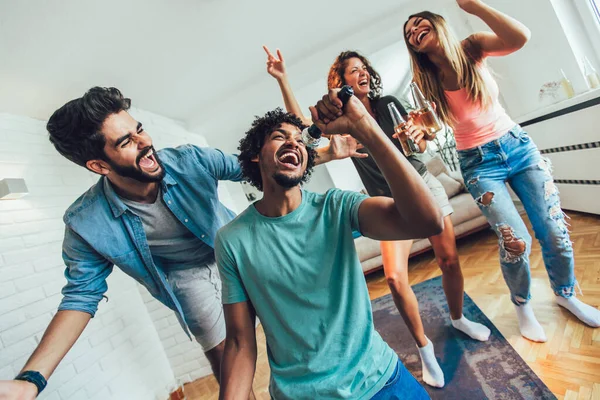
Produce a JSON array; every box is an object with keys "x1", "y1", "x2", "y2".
[
  {"x1": 192, "y1": 0, "x2": 454, "y2": 204},
  {"x1": 522, "y1": 103, "x2": 600, "y2": 215},
  {"x1": 192, "y1": 0, "x2": 494, "y2": 202},
  {"x1": 459, "y1": 0, "x2": 593, "y2": 118},
  {"x1": 0, "y1": 107, "x2": 226, "y2": 398},
  {"x1": 195, "y1": 0, "x2": 600, "y2": 206},
  {"x1": 304, "y1": 165, "x2": 336, "y2": 194}
]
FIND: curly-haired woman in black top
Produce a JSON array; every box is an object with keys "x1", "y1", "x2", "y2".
[{"x1": 263, "y1": 46, "x2": 491, "y2": 388}]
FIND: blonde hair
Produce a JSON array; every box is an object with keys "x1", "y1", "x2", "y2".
[{"x1": 403, "y1": 11, "x2": 491, "y2": 127}]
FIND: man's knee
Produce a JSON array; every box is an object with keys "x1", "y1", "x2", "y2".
[{"x1": 205, "y1": 339, "x2": 225, "y2": 361}]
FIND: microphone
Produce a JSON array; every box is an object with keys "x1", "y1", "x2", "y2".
[{"x1": 302, "y1": 85, "x2": 354, "y2": 148}]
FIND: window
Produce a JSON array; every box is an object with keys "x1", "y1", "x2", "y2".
[
  {"x1": 592, "y1": 0, "x2": 600, "y2": 23},
  {"x1": 568, "y1": 0, "x2": 600, "y2": 66}
]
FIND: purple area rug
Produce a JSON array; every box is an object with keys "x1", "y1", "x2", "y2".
[{"x1": 372, "y1": 276, "x2": 556, "y2": 399}]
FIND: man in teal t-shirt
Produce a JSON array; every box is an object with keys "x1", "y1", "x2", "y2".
[{"x1": 215, "y1": 90, "x2": 443, "y2": 399}]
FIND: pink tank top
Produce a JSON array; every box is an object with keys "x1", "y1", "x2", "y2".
[{"x1": 445, "y1": 66, "x2": 516, "y2": 151}]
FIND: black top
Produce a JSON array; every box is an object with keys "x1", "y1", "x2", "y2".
[{"x1": 351, "y1": 95, "x2": 428, "y2": 197}]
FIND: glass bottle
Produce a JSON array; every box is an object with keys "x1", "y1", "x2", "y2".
[
  {"x1": 560, "y1": 69, "x2": 575, "y2": 98},
  {"x1": 583, "y1": 57, "x2": 600, "y2": 89},
  {"x1": 388, "y1": 102, "x2": 418, "y2": 156},
  {"x1": 410, "y1": 82, "x2": 442, "y2": 140}
]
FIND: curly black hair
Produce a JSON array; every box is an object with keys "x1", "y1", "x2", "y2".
[
  {"x1": 47, "y1": 87, "x2": 131, "y2": 167},
  {"x1": 238, "y1": 108, "x2": 316, "y2": 192},
  {"x1": 327, "y1": 50, "x2": 383, "y2": 99}
]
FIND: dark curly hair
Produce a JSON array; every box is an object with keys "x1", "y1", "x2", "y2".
[
  {"x1": 327, "y1": 51, "x2": 383, "y2": 99},
  {"x1": 238, "y1": 108, "x2": 316, "y2": 192},
  {"x1": 47, "y1": 87, "x2": 131, "y2": 167}
]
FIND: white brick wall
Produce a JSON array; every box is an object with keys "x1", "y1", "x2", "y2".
[
  {"x1": 0, "y1": 107, "x2": 231, "y2": 398},
  {"x1": 127, "y1": 108, "x2": 226, "y2": 384},
  {"x1": 139, "y1": 290, "x2": 213, "y2": 383}
]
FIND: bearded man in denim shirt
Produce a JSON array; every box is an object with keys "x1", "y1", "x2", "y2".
[{"x1": 0, "y1": 87, "x2": 364, "y2": 400}]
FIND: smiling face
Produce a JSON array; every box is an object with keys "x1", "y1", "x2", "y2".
[
  {"x1": 99, "y1": 111, "x2": 164, "y2": 183},
  {"x1": 404, "y1": 15, "x2": 437, "y2": 53},
  {"x1": 342, "y1": 57, "x2": 371, "y2": 98},
  {"x1": 258, "y1": 122, "x2": 308, "y2": 189}
]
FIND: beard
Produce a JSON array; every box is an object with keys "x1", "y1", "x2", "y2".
[
  {"x1": 108, "y1": 146, "x2": 165, "y2": 183},
  {"x1": 272, "y1": 171, "x2": 304, "y2": 189}
]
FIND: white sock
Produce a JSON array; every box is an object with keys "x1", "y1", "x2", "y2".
[
  {"x1": 556, "y1": 296, "x2": 600, "y2": 327},
  {"x1": 417, "y1": 337, "x2": 445, "y2": 388},
  {"x1": 514, "y1": 303, "x2": 547, "y2": 342},
  {"x1": 451, "y1": 315, "x2": 491, "y2": 341}
]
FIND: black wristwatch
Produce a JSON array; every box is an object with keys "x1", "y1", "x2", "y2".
[{"x1": 14, "y1": 371, "x2": 47, "y2": 396}]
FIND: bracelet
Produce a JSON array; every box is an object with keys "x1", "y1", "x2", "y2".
[{"x1": 14, "y1": 371, "x2": 47, "y2": 396}]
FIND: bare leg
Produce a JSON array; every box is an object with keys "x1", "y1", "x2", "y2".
[
  {"x1": 381, "y1": 240, "x2": 427, "y2": 347},
  {"x1": 204, "y1": 340, "x2": 256, "y2": 399},
  {"x1": 428, "y1": 215, "x2": 464, "y2": 320},
  {"x1": 429, "y1": 215, "x2": 490, "y2": 341},
  {"x1": 204, "y1": 340, "x2": 225, "y2": 383},
  {"x1": 381, "y1": 240, "x2": 444, "y2": 388}
]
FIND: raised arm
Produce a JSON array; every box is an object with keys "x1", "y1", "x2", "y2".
[
  {"x1": 219, "y1": 301, "x2": 258, "y2": 400},
  {"x1": 264, "y1": 46, "x2": 312, "y2": 125},
  {"x1": 458, "y1": 0, "x2": 531, "y2": 57},
  {"x1": 263, "y1": 46, "x2": 367, "y2": 164},
  {"x1": 310, "y1": 90, "x2": 444, "y2": 240}
]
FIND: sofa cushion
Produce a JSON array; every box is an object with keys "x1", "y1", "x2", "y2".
[
  {"x1": 354, "y1": 236, "x2": 381, "y2": 262},
  {"x1": 447, "y1": 169, "x2": 465, "y2": 185},
  {"x1": 362, "y1": 255, "x2": 383, "y2": 273},
  {"x1": 453, "y1": 215, "x2": 489, "y2": 237},
  {"x1": 425, "y1": 156, "x2": 449, "y2": 177},
  {"x1": 449, "y1": 193, "x2": 483, "y2": 226},
  {"x1": 436, "y1": 172, "x2": 463, "y2": 198}
]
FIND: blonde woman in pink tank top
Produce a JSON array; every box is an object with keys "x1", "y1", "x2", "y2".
[{"x1": 403, "y1": 0, "x2": 600, "y2": 343}]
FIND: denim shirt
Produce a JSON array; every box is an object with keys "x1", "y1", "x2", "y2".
[{"x1": 58, "y1": 144, "x2": 243, "y2": 337}]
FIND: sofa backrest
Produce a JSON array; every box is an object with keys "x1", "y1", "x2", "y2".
[
  {"x1": 425, "y1": 155, "x2": 465, "y2": 199},
  {"x1": 425, "y1": 156, "x2": 449, "y2": 177}
]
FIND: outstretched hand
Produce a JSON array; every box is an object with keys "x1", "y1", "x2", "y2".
[
  {"x1": 263, "y1": 45, "x2": 286, "y2": 80},
  {"x1": 328, "y1": 134, "x2": 369, "y2": 160}
]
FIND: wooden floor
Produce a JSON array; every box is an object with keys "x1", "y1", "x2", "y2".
[{"x1": 185, "y1": 211, "x2": 600, "y2": 400}]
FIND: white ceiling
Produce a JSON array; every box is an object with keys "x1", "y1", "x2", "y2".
[{"x1": 1, "y1": 0, "x2": 452, "y2": 149}]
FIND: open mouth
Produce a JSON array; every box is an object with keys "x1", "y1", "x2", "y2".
[
  {"x1": 277, "y1": 149, "x2": 301, "y2": 169},
  {"x1": 416, "y1": 29, "x2": 430, "y2": 45},
  {"x1": 138, "y1": 148, "x2": 158, "y2": 171},
  {"x1": 358, "y1": 78, "x2": 369, "y2": 89}
]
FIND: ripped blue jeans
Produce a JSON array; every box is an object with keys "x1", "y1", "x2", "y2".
[{"x1": 458, "y1": 125, "x2": 576, "y2": 305}]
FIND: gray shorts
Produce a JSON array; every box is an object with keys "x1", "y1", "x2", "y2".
[
  {"x1": 167, "y1": 262, "x2": 225, "y2": 351},
  {"x1": 422, "y1": 170, "x2": 453, "y2": 217}
]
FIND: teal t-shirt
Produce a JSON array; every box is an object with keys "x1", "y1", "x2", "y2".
[{"x1": 215, "y1": 189, "x2": 396, "y2": 400}]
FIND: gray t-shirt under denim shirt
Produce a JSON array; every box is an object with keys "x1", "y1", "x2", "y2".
[{"x1": 121, "y1": 189, "x2": 215, "y2": 271}]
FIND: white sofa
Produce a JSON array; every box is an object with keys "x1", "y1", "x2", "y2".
[{"x1": 355, "y1": 156, "x2": 490, "y2": 274}]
